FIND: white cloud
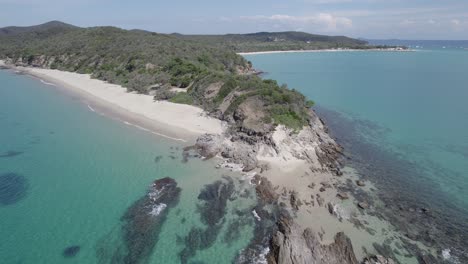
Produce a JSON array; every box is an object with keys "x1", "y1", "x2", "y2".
[
  {"x1": 239, "y1": 14, "x2": 352, "y2": 32},
  {"x1": 303, "y1": 0, "x2": 353, "y2": 3}
]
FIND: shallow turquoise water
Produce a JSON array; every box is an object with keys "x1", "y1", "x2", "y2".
[
  {"x1": 246, "y1": 50, "x2": 468, "y2": 207},
  {"x1": 0, "y1": 71, "x2": 255, "y2": 263},
  {"x1": 245, "y1": 49, "x2": 468, "y2": 260}
]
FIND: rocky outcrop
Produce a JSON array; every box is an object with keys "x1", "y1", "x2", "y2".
[
  {"x1": 362, "y1": 255, "x2": 396, "y2": 264},
  {"x1": 195, "y1": 108, "x2": 344, "y2": 174},
  {"x1": 268, "y1": 215, "x2": 359, "y2": 264}
]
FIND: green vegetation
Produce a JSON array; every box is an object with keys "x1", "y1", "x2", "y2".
[
  {"x1": 0, "y1": 21, "x2": 373, "y2": 131},
  {"x1": 168, "y1": 92, "x2": 194, "y2": 105},
  {"x1": 177, "y1": 31, "x2": 373, "y2": 52},
  {"x1": 0, "y1": 22, "x2": 248, "y2": 93}
]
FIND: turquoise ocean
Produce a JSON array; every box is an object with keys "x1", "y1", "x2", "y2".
[
  {"x1": 1, "y1": 44, "x2": 468, "y2": 263},
  {"x1": 245, "y1": 45, "x2": 468, "y2": 262},
  {"x1": 0, "y1": 71, "x2": 257, "y2": 263}
]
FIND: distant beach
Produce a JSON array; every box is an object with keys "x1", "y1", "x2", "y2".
[{"x1": 237, "y1": 47, "x2": 411, "y2": 55}]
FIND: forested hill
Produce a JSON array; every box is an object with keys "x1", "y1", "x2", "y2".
[
  {"x1": 0, "y1": 21, "x2": 374, "y2": 132},
  {"x1": 0, "y1": 21, "x2": 249, "y2": 92},
  {"x1": 177, "y1": 31, "x2": 369, "y2": 52}
]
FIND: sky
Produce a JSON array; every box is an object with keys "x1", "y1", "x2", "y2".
[{"x1": 0, "y1": 0, "x2": 467, "y2": 40}]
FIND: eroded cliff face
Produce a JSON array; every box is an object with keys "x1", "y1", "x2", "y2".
[{"x1": 195, "y1": 107, "x2": 343, "y2": 174}]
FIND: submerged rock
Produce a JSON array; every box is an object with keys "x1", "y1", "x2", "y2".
[
  {"x1": 179, "y1": 177, "x2": 235, "y2": 263},
  {"x1": 63, "y1": 245, "x2": 80, "y2": 258},
  {"x1": 0, "y1": 172, "x2": 29, "y2": 206},
  {"x1": 97, "y1": 177, "x2": 181, "y2": 264},
  {"x1": 0, "y1": 150, "x2": 23, "y2": 158}
]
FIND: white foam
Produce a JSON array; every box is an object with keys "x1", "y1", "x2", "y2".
[
  {"x1": 121, "y1": 120, "x2": 186, "y2": 142},
  {"x1": 40, "y1": 79, "x2": 57, "y2": 86},
  {"x1": 333, "y1": 204, "x2": 351, "y2": 221},
  {"x1": 87, "y1": 104, "x2": 96, "y2": 112},
  {"x1": 149, "y1": 203, "x2": 167, "y2": 216},
  {"x1": 252, "y1": 210, "x2": 261, "y2": 221},
  {"x1": 256, "y1": 247, "x2": 270, "y2": 264},
  {"x1": 442, "y1": 249, "x2": 451, "y2": 260}
]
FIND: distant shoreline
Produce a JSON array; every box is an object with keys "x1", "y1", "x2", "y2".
[{"x1": 237, "y1": 48, "x2": 413, "y2": 55}]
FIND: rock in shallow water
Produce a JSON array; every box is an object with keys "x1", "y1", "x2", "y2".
[
  {"x1": 358, "y1": 202, "x2": 369, "y2": 209},
  {"x1": 63, "y1": 245, "x2": 80, "y2": 258},
  {"x1": 96, "y1": 177, "x2": 181, "y2": 264},
  {"x1": 337, "y1": 192, "x2": 349, "y2": 200},
  {"x1": 356, "y1": 180, "x2": 366, "y2": 187}
]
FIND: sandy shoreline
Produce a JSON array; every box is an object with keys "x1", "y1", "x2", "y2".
[
  {"x1": 237, "y1": 48, "x2": 412, "y2": 55},
  {"x1": 1, "y1": 61, "x2": 225, "y2": 143}
]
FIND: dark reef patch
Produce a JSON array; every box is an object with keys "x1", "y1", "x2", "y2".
[
  {"x1": 235, "y1": 177, "x2": 281, "y2": 263},
  {"x1": 63, "y1": 245, "x2": 81, "y2": 258},
  {"x1": 96, "y1": 177, "x2": 181, "y2": 264},
  {"x1": 0, "y1": 172, "x2": 29, "y2": 206},
  {"x1": 0, "y1": 150, "x2": 23, "y2": 158},
  {"x1": 315, "y1": 105, "x2": 468, "y2": 262},
  {"x1": 153, "y1": 155, "x2": 163, "y2": 163},
  {"x1": 179, "y1": 177, "x2": 235, "y2": 264}
]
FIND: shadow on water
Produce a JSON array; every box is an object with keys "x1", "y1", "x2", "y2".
[
  {"x1": 96, "y1": 177, "x2": 181, "y2": 264},
  {"x1": 314, "y1": 105, "x2": 468, "y2": 262},
  {"x1": 0, "y1": 172, "x2": 29, "y2": 206}
]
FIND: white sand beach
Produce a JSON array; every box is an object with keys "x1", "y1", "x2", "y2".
[
  {"x1": 4, "y1": 63, "x2": 225, "y2": 142},
  {"x1": 237, "y1": 48, "x2": 411, "y2": 55}
]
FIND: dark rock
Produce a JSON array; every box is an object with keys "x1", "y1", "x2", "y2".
[
  {"x1": 269, "y1": 214, "x2": 359, "y2": 264},
  {"x1": 417, "y1": 253, "x2": 438, "y2": 264},
  {"x1": 356, "y1": 180, "x2": 366, "y2": 187},
  {"x1": 328, "y1": 202, "x2": 335, "y2": 214},
  {"x1": 320, "y1": 187, "x2": 326, "y2": 192},
  {"x1": 316, "y1": 194, "x2": 325, "y2": 207},
  {"x1": 62, "y1": 245, "x2": 80, "y2": 258},
  {"x1": 290, "y1": 191, "x2": 302, "y2": 210},
  {"x1": 358, "y1": 202, "x2": 369, "y2": 209},
  {"x1": 154, "y1": 155, "x2": 163, "y2": 163},
  {"x1": 252, "y1": 175, "x2": 278, "y2": 204},
  {"x1": 337, "y1": 192, "x2": 349, "y2": 200}
]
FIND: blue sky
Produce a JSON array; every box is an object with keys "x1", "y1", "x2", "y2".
[{"x1": 1, "y1": 0, "x2": 467, "y2": 39}]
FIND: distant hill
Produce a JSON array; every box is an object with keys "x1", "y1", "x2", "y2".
[
  {"x1": 177, "y1": 31, "x2": 369, "y2": 52},
  {"x1": 0, "y1": 21, "x2": 77, "y2": 37},
  {"x1": 0, "y1": 21, "x2": 378, "y2": 92}
]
